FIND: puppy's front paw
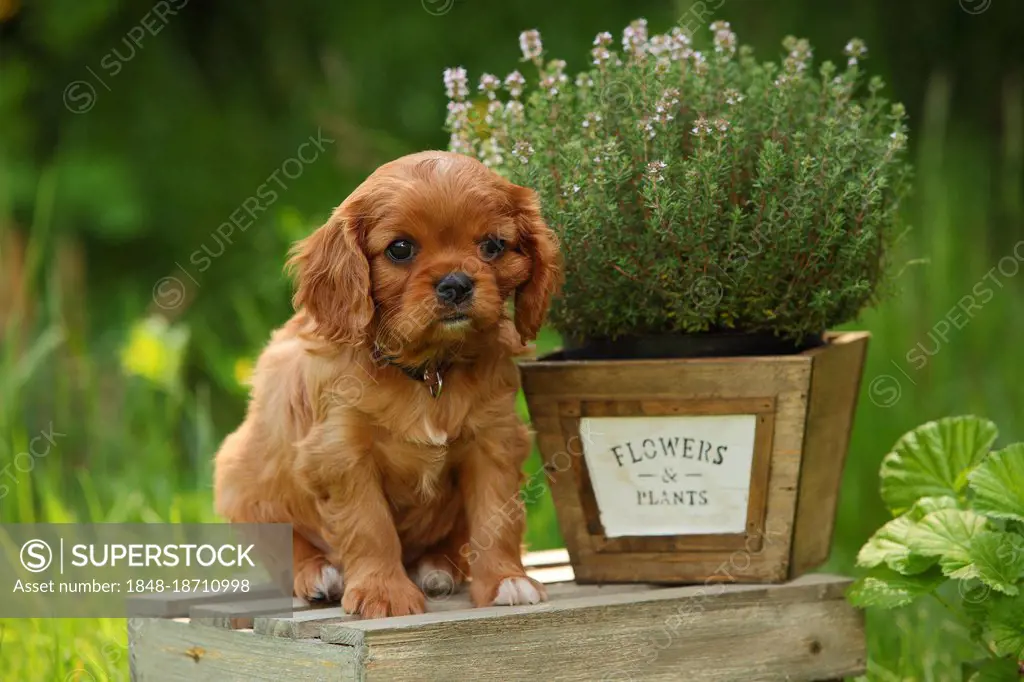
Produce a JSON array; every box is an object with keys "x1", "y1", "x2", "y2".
[
  {"x1": 342, "y1": 573, "x2": 425, "y2": 618},
  {"x1": 294, "y1": 559, "x2": 344, "y2": 603},
  {"x1": 492, "y1": 576, "x2": 547, "y2": 606},
  {"x1": 472, "y1": 575, "x2": 548, "y2": 607}
]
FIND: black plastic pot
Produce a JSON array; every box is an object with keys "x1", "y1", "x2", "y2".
[{"x1": 557, "y1": 331, "x2": 826, "y2": 361}]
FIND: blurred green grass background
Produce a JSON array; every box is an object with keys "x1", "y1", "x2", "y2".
[{"x1": 2, "y1": 1, "x2": 1022, "y2": 679}]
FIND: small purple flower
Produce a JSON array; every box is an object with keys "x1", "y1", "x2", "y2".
[
  {"x1": 478, "y1": 137, "x2": 504, "y2": 167},
  {"x1": 622, "y1": 18, "x2": 648, "y2": 58},
  {"x1": 712, "y1": 22, "x2": 737, "y2": 57},
  {"x1": 668, "y1": 27, "x2": 692, "y2": 61},
  {"x1": 540, "y1": 74, "x2": 564, "y2": 96},
  {"x1": 511, "y1": 140, "x2": 535, "y2": 164},
  {"x1": 592, "y1": 45, "x2": 613, "y2": 67},
  {"x1": 782, "y1": 36, "x2": 813, "y2": 74},
  {"x1": 504, "y1": 100, "x2": 525, "y2": 121},
  {"x1": 504, "y1": 71, "x2": 526, "y2": 99},
  {"x1": 658, "y1": 88, "x2": 680, "y2": 108},
  {"x1": 653, "y1": 88, "x2": 680, "y2": 127},
  {"x1": 647, "y1": 34, "x2": 669, "y2": 57},
  {"x1": 478, "y1": 73, "x2": 501, "y2": 99},
  {"x1": 484, "y1": 100, "x2": 504, "y2": 125},
  {"x1": 540, "y1": 59, "x2": 568, "y2": 96},
  {"x1": 692, "y1": 115, "x2": 712, "y2": 137},
  {"x1": 724, "y1": 88, "x2": 744, "y2": 105},
  {"x1": 844, "y1": 38, "x2": 868, "y2": 67},
  {"x1": 443, "y1": 67, "x2": 469, "y2": 101},
  {"x1": 690, "y1": 50, "x2": 708, "y2": 74},
  {"x1": 449, "y1": 132, "x2": 475, "y2": 156},
  {"x1": 445, "y1": 100, "x2": 471, "y2": 130},
  {"x1": 638, "y1": 116, "x2": 656, "y2": 139},
  {"x1": 519, "y1": 29, "x2": 543, "y2": 62},
  {"x1": 646, "y1": 160, "x2": 667, "y2": 182}
]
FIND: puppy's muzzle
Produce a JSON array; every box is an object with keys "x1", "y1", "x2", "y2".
[{"x1": 435, "y1": 272, "x2": 474, "y2": 307}]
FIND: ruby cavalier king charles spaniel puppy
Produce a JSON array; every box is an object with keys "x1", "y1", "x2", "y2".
[{"x1": 213, "y1": 151, "x2": 560, "y2": 618}]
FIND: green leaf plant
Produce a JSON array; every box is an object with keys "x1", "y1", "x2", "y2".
[
  {"x1": 443, "y1": 19, "x2": 912, "y2": 341},
  {"x1": 850, "y1": 416, "x2": 1024, "y2": 680}
]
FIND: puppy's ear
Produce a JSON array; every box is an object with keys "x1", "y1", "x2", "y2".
[
  {"x1": 287, "y1": 200, "x2": 374, "y2": 345},
  {"x1": 508, "y1": 183, "x2": 561, "y2": 342}
]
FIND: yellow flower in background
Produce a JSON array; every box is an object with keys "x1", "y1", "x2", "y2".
[
  {"x1": 119, "y1": 315, "x2": 190, "y2": 392},
  {"x1": 233, "y1": 357, "x2": 254, "y2": 387}
]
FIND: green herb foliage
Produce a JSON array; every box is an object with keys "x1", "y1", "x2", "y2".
[{"x1": 445, "y1": 20, "x2": 912, "y2": 340}]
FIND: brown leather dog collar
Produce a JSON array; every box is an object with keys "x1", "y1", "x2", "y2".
[{"x1": 373, "y1": 346, "x2": 448, "y2": 398}]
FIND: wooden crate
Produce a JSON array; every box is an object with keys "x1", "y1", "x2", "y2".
[
  {"x1": 519, "y1": 332, "x2": 869, "y2": 584},
  {"x1": 128, "y1": 550, "x2": 866, "y2": 681}
]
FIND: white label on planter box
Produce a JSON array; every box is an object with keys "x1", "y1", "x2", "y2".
[{"x1": 580, "y1": 415, "x2": 757, "y2": 537}]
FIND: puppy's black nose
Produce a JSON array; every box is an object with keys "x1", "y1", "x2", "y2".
[{"x1": 435, "y1": 272, "x2": 474, "y2": 306}]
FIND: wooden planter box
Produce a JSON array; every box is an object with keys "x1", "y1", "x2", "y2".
[
  {"x1": 128, "y1": 550, "x2": 866, "y2": 681},
  {"x1": 519, "y1": 332, "x2": 870, "y2": 584}
]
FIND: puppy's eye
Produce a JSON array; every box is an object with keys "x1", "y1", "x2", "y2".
[
  {"x1": 478, "y1": 236, "x2": 506, "y2": 262},
  {"x1": 385, "y1": 239, "x2": 416, "y2": 263}
]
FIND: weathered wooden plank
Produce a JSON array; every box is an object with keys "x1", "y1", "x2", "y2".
[
  {"x1": 254, "y1": 607, "x2": 357, "y2": 639},
  {"x1": 790, "y1": 332, "x2": 870, "y2": 575},
  {"x1": 521, "y1": 547, "x2": 570, "y2": 567},
  {"x1": 526, "y1": 563, "x2": 574, "y2": 583},
  {"x1": 236, "y1": 555, "x2": 576, "y2": 637},
  {"x1": 190, "y1": 596, "x2": 310, "y2": 630},
  {"x1": 133, "y1": 575, "x2": 864, "y2": 681},
  {"x1": 316, "y1": 574, "x2": 863, "y2": 681},
  {"x1": 520, "y1": 356, "x2": 813, "y2": 400},
  {"x1": 254, "y1": 580, "x2": 649, "y2": 639},
  {"x1": 321, "y1": 573, "x2": 846, "y2": 641},
  {"x1": 129, "y1": 618, "x2": 359, "y2": 681},
  {"x1": 637, "y1": 397, "x2": 776, "y2": 416},
  {"x1": 251, "y1": 591, "x2": 487, "y2": 639}
]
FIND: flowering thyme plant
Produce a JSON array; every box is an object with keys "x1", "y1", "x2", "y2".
[{"x1": 444, "y1": 20, "x2": 912, "y2": 341}]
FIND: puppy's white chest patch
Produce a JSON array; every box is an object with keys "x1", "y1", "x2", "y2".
[
  {"x1": 405, "y1": 415, "x2": 448, "y2": 447},
  {"x1": 421, "y1": 417, "x2": 448, "y2": 446}
]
